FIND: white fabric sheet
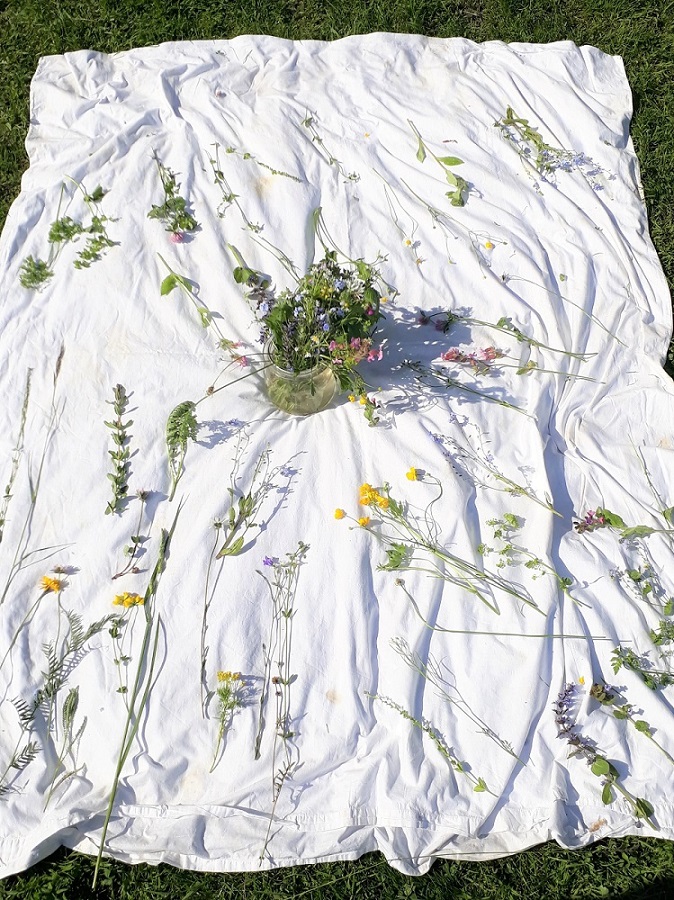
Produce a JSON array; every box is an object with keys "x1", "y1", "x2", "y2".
[{"x1": 1, "y1": 34, "x2": 674, "y2": 878}]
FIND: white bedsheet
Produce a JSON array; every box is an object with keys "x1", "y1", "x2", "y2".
[{"x1": 1, "y1": 34, "x2": 674, "y2": 878}]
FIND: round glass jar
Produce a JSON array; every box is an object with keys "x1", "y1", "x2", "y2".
[{"x1": 264, "y1": 350, "x2": 337, "y2": 416}]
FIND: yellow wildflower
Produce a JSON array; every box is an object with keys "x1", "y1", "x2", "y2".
[
  {"x1": 40, "y1": 576, "x2": 64, "y2": 594},
  {"x1": 334, "y1": 508, "x2": 346, "y2": 520},
  {"x1": 348, "y1": 395, "x2": 356, "y2": 402},
  {"x1": 377, "y1": 497, "x2": 390, "y2": 510},
  {"x1": 357, "y1": 516, "x2": 371, "y2": 527},
  {"x1": 404, "y1": 238, "x2": 412, "y2": 247},
  {"x1": 485, "y1": 241, "x2": 494, "y2": 250},
  {"x1": 217, "y1": 670, "x2": 242, "y2": 682},
  {"x1": 359, "y1": 483, "x2": 377, "y2": 505},
  {"x1": 406, "y1": 467, "x2": 418, "y2": 481},
  {"x1": 113, "y1": 591, "x2": 144, "y2": 608},
  {"x1": 578, "y1": 676, "x2": 585, "y2": 685}
]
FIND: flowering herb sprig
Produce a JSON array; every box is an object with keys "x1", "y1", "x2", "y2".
[
  {"x1": 392, "y1": 637, "x2": 521, "y2": 761},
  {"x1": 553, "y1": 681, "x2": 656, "y2": 827},
  {"x1": 93, "y1": 506, "x2": 182, "y2": 888},
  {"x1": 408, "y1": 119, "x2": 469, "y2": 206},
  {"x1": 429, "y1": 427, "x2": 561, "y2": 518},
  {"x1": 19, "y1": 182, "x2": 116, "y2": 289},
  {"x1": 495, "y1": 106, "x2": 614, "y2": 193},
  {"x1": 611, "y1": 646, "x2": 674, "y2": 691},
  {"x1": 403, "y1": 359, "x2": 529, "y2": 416},
  {"x1": 210, "y1": 671, "x2": 246, "y2": 773},
  {"x1": 256, "y1": 543, "x2": 309, "y2": 862},
  {"x1": 337, "y1": 474, "x2": 541, "y2": 615},
  {"x1": 367, "y1": 692, "x2": 492, "y2": 794},
  {"x1": 589, "y1": 682, "x2": 674, "y2": 767},
  {"x1": 419, "y1": 309, "x2": 595, "y2": 361},
  {"x1": 201, "y1": 444, "x2": 275, "y2": 714},
  {"x1": 108, "y1": 593, "x2": 144, "y2": 704},
  {"x1": 301, "y1": 113, "x2": 360, "y2": 182},
  {"x1": 477, "y1": 514, "x2": 573, "y2": 595},
  {"x1": 0, "y1": 571, "x2": 66, "y2": 675},
  {"x1": 104, "y1": 384, "x2": 132, "y2": 515},
  {"x1": 574, "y1": 506, "x2": 674, "y2": 542},
  {"x1": 220, "y1": 143, "x2": 302, "y2": 181},
  {"x1": 112, "y1": 490, "x2": 150, "y2": 580},
  {"x1": 147, "y1": 151, "x2": 198, "y2": 238}
]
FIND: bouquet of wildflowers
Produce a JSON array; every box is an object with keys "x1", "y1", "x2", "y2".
[{"x1": 237, "y1": 250, "x2": 386, "y2": 395}]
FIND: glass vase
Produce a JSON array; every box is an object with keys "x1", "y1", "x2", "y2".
[{"x1": 264, "y1": 351, "x2": 337, "y2": 416}]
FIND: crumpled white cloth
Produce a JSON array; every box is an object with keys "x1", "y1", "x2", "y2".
[{"x1": 1, "y1": 34, "x2": 673, "y2": 879}]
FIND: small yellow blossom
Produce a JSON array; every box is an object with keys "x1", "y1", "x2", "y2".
[
  {"x1": 359, "y1": 395, "x2": 367, "y2": 405},
  {"x1": 334, "y1": 508, "x2": 346, "y2": 520},
  {"x1": 377, "y1": 497, "x2": 390, "y2": 510},
  {"x1": 485, "y1": 241, "x2": 494, "y2": 250},
  {"x1": 381, "y1": 295, "x2": 388, "y2": 304},
  {"x1": 40, "y1": 576, "x2": 64, "y2": 594},
  {"x1": 359, "y1": 483, "x2": 377, "y2": 505},
  {"x1": 348, "y1": 394, "x2": 356, "y2": 402},
  {"x1": 217, "y1": 670, "x2": 242, "y2": 682},
  {"x1": 113, "y1": 591, "x2": 144, "y2": 608},
  {"x1": 578, "y1": 676, "x2": 585, "y2": 685},
  {"x1": 404, "y1": 238, "x2": 412, "y2": 247},
  {"x1": 406, "y1": 467, "x2": 418, "y2": 481},
  {"x1": 357, "y1": 516, "x2": 371, "y2": 527},
  {"x1": 364, "y1": 132, "x2": 371, "y2": 138}
]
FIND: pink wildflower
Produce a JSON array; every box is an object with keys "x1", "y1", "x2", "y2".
[
  {"x1": 329, "y1": 340, "x2": 337, "y2": 351},
  {"x1": 170, "y1": 232, "x2": 185, "y2": 244},
  {"x1": 350, "y1": 338, "x2": 361, "y2": 350},
  {"x1": 367, "y1": 347, "x2": 383, "y2": 362},
  {"x1": 441, "y1": 348, "x2": 462, "y2": 362},
  {"x1": 234, "y1": 355, "x2": 249, "y2": 368}
]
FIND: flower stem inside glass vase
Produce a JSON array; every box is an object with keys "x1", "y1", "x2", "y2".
[{"x1": 264, "y1": 343, "x2": 337, "y2": 415}]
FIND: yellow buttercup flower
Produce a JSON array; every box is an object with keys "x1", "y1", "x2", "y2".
[
  {"x1": 485, "y1": 241, "x2": 494, "y2": 250},
  {"x1": 113, "y1": 591, "x2": 144, "y2": 608},
  {"x1": 359, "y1": 395, "x2": 367, "y2": 405},
  {"x1": 406, "y1": 467, "x2": 418, "y2": 481},
  {"x1": 377, "y1": 497, "x2": 390, "y2": 510},
  {"x1": 348, "y1": 395, "x2": 356, "y2": 402},
  {"x1": 357, "y1": 516, "x2": 371, "y2": 527},
  {"x1": 334, "y1": 508, "x2": 346, "y2": 520},
  {"x1": 359, "y1": 483, "x2": 377, "y2": 505},
  {"x1": 40, "y1": 576, "x2": 64, "y2": 594},
  {"x1": 578, "y1": 676, "x2": 585, "y2": 685}
]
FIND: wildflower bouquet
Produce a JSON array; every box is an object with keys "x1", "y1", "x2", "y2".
[{"x1": 245, "y1": 250, "x2": 385, "y2": 396}]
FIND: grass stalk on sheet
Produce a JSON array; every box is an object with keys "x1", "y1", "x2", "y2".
[{"x1": 1, "y1": 1, "x2": 674, "y2": 898}]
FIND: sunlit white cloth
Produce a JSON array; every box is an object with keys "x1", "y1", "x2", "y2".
[{"x1": 1, "y1": 34, "x2": 674, "y2": 878}]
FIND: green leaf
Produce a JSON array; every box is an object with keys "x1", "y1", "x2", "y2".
[
  {"x1": 663, "y1": 507, "x2": 674, "y2": 525},
  {"x1": 621, "y1": 526, "x2": 656, "y2": 539},
  {"x1": 197, "y1": 307, "x2": 211, "y2": 328},
  {"x1": 591, "y1": 758, "x2": 610, "y2": 777},
  {"x1": 416, "y1": 137, "x2": 426, "y2": 163},
  {"x1": 473, "y1": 778, "x2": 488, "y2": 792},
  {"x1": 438, "y1": 156, "x2": 463, "y2": 166},
  {"x1": 216, "y1": 535, "x2": 245, "y2": 558},
  {"x1": 664, "y1": 599, "x2": 674, "y2": 616},
  {"x1": 160, "y1": 274, "x2": 177, "y2": 296},
  {"x1": 601, "y1": 783, "x2": 613, "y2": 805},
  {"x1": 597, "y1": 508, "x2": 626, "y2": 529},
  {"x1": 445, "y1": 169, "x2": 458, "y2": 187},
  {"x1": 634, "y1": 798, "x2": 654, "y2": 819},
  {"x1": 635, "y1": 720, "x2": 651, "y2": 734}
]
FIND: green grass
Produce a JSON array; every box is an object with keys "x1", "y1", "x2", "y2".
[{"x1": 1, "y1": 1, "x2": 674, "y2": 897}]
